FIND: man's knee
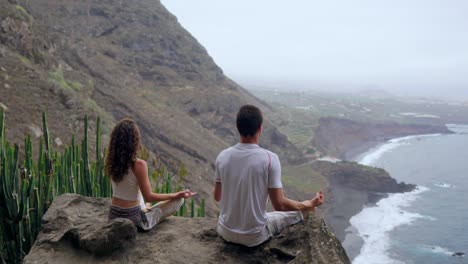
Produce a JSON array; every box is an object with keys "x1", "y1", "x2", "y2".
[{"x1": 266, "y1": 211, "x2": 303, "y2": 236}]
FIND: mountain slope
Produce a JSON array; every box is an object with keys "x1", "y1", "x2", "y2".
[{"x1": 0, "y1": 0, "x2": 304, "y2": 214}]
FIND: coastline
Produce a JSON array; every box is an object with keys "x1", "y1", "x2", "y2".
[
  {"x1": 337, "y1": 132, "x2": 448, "y2": 262},
  {"x1": 332, "y1": 143, "x2": 392, "y2": 260},
  {"x1": 314, "y1": 158, "x2": 416, "y2": 260},
  {"x1": 342, "y1": 140, "x2": 382, "y2": 161},
  {"x1": 325, "y1": 185, "x2": 388, "y2": 260},
  {"x1": 310, "y1": 119, "x2": 457, "y2": 261}
]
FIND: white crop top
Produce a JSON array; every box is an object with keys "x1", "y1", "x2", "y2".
[{"x1": 112, "y1": 168, "x2": 145, "y2": 208}]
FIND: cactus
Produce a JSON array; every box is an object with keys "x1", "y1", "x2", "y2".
[
  {"x1": 0, "y1": 112, "x2": 113, "y2": 263},
  {"x1": 200, "y1": 199, "x2": 205, "y2": 217},
  {"x1": 190, "y1": 198, "x2": 195, "y2": 218}
]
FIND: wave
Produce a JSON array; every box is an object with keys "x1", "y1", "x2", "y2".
[
  {"x1": 317, "y1": 156, "x2": 341, "y2": 163},
  {"x1": 358, "y1": 134, "x2": 442, "y2": 166},
  {"x1": 351, "y1": 186, "x2": 431, "y2": 264},
  {"x1": 419, "y1": 245, "x2": 455, "y2": 256},
  {"x1": 433, "y1": 182, "x2": 456, "y2": 188},
  {"x1": 446, "y1": 123, "x2": 468, "y2": 134},
  {"x1": 446, "y1": 123, "x2": 468, "y2": 129}
]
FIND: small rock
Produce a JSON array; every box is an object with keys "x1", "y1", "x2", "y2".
[
  {"x1": 0, "y1": 102, "x2": 7, "y2": 111},
  {"x1": 4, "y1": 83, "x2": 10, "y2": 89},
  {"x1": 0, "y1": 67, "x2": 6, "y2": 72},
  {"x1": 28, "y1": 124, "x2": 42, "y2": 138},
  {"x1": 54, "y1": 137, "x2": 63, "y2": 146}
]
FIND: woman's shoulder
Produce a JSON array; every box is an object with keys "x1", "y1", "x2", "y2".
[{"x1": 132, "y1": 159, "x2": 147, "y2": 174}]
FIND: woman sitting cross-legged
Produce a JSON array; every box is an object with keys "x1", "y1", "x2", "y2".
[{"x1": 106, "y1": 118, "x2": 196, "y2": 231}]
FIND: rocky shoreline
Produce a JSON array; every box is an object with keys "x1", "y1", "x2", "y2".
[{"x1": 310, "y1": 160, "x2": 416, "y2": 260}]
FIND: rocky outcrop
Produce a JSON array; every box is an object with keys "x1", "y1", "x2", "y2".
[
  {"x1": 312, "y1": 117, "x2": 453, "y2": 159},
  {"x1": 29, "y1": 194, "x2": 137, "y2": 257},
  {"x1": 312, "y1": 161, "x2": 415, "y2": 194},
  {"x1": 24, "y1": 194, "x2": 350, "y2": 264}
]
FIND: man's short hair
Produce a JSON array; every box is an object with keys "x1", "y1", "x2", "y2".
[{"x1": 236, "y1": 105, "x2": 263, "y2": 137}]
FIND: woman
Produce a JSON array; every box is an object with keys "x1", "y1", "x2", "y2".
[{"x1": 106, "y1": 118, "x2": 196, "y2": 231}]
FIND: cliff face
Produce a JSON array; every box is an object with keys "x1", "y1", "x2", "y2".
[
  {"x1": 24, "y1": 194, "x2": 351, "y2": 264},
  {"x1": 0, "y1": 0, "x2": 304, "y2": 215},
  {"x1": 312, "y1": 117, "x2": 453, "y2": 159}
]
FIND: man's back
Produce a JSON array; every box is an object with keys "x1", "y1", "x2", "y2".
[
  {"x1": 215, "y1": 143, "x2": 282, "y2": 235},
  {"x1": 214, "y1": 105, "x2": 323, "y2": 247}
]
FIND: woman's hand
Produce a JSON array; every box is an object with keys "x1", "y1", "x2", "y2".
[{"x1": 174, "y1": 189, "x2": 197, "y2": 199}]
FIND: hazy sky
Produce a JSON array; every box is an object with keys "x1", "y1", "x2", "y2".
[{"x1": 161, "y1": 1, "x2": 468, "y2": 99}]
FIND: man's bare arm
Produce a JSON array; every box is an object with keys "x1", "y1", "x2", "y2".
[
  {"x1": 214, "y1": 181, "x2": 222, "y2": 202},
  {"x1": 269, "y1": 188, "x2": 323, "y2": 212}
]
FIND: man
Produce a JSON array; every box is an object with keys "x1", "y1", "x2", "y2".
[{"x1": 214, "y1": 105, "x2": 324, "y2": 247}]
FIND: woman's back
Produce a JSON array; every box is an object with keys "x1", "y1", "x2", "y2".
[{"x1": 111, "y1": 167, "x2": 144, "y2": 208}]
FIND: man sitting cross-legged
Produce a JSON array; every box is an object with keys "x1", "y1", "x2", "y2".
[{"x1": 214, "y1": 104, "x2": 324, "y2": 247}]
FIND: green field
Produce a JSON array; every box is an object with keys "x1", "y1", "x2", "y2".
[{"x1": 282, "y1": 163, "x2": 327, "y2": 194}]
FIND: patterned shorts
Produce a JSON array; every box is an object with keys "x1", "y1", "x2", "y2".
[{"x1": 108, "y1": 198, "x2": 184, "y2": 231}]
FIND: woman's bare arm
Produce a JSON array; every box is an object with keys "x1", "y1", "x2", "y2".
[{"x1": 133, "y1": 159, "x2": 196, "y2": 203}]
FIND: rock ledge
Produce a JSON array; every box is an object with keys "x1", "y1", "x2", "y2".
[{"x1": 24, "y1": 194, "x2": 350, "y2": 264}]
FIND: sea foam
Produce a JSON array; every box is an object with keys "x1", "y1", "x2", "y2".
[
  {"x1": 419, "y1": 244, "x2": 455, "y2": 256},
  {"x1": 351, "y1": 186, "x2": 430, "y2": 264}
]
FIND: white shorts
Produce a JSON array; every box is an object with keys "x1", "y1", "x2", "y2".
[{"x1": 217, "y1": 211, "x2": 303, "y2": 247}]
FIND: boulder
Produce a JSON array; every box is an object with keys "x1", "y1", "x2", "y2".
[
  {"x1": 24, "y1": 194, "x2": 350, "y2": 264},
  {"x1": 30, "y1": 194, "x2": 137, "y2": 256}
]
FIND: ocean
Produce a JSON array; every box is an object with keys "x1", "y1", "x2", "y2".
[{"x1": 348, "y1": 125, "x2": 468, "y2": 264}]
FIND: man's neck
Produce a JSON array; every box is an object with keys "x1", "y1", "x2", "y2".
[{"x1": 240, "y1": 137, "x2": 259, "y2": 144}]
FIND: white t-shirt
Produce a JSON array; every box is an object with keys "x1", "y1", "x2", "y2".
[{"x1": 215, "y1": 143, "x2": 282, "y2": 235}]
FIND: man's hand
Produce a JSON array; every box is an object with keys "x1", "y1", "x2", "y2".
[
  {"x1": 312, "y1": 191, "x2": 324, "y2": 207},
  {"x1": 301, "y1": 191, "x2": 324, "y2": 210},
  {"x1": 175, "y1": 189, "x2": 197, "y2": 199}
]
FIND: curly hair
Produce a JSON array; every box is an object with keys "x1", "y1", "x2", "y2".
[{"x1": 105, "y1": 118, "x2": 141, "y2": 183}]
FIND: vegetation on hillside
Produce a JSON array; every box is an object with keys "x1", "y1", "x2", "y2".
[{"x1": 0, "y1": 111, "x2": 205, "y2": 263}]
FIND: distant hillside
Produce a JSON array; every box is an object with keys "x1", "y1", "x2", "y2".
[{"x1": 0, "y1": 0, "x2": 304, "y2": 214}]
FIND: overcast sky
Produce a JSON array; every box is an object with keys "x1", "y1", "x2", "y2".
[{"x1": 161, "y1": 1, "x2": 468, "y2": 100}]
